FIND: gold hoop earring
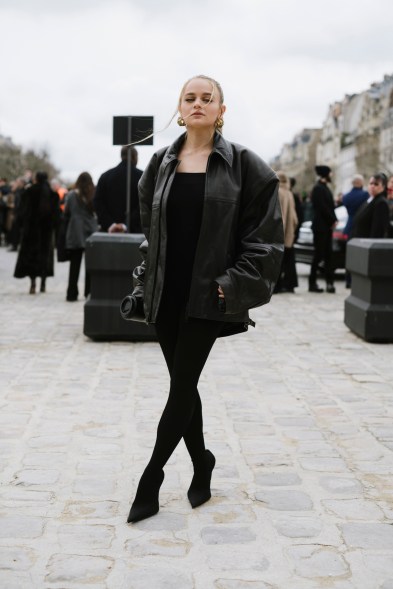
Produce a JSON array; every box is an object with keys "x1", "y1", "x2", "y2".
[
  {"x1": 215, "y1": 117, "x2": 224, "y2": 129},
  {"x1": 177, "y1": 116, "x2": 186, "y2": 126}
]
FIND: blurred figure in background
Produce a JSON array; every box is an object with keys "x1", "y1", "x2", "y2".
[
  {"x1": 342, "y1": 175, "x2": 369, "y2": 238},
  {"x1": 342, "y1": 174, "x2": 369, "y2": 288},
  {"x1": 274, "y1": 171, "x2": 298, "y2": 293},
  {"x1": 289, "y1": 177, "x2": 303, "y2": 241},
  {"x1": 352, "y1": 173, "x2": 390, "y2": 239},
  {"x1": 308, "y1": 165, "x2": 337, "y2": 294},
  {"x1": 64, "y1": 172, "x2": 98, "y2": 302},
  {"x1": 94, "y1": 146, "x2": 143, "y2": 234},
  {"x1": 387, "y1": 175, "x2": 393, "y2": 237},
  {"x1": 0, "y1": 178, "x2": 11, "y2": 246},
  {"x1": 14, "y1": 171, "x2": 60, "y2": 294},
  {"x1": 6, "y1": 178, "x2": 26, "y2": 251}
]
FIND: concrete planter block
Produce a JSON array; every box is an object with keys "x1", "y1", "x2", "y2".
[
  {"x1": 84, "y1": 232, "x2": 156, "y2": 341},
  {"x1": 344, "y1": 238, "x2": 393, "y2": 342}
]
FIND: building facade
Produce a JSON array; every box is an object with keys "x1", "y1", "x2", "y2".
[{"x1": 272, "y1": 73, "x2": 393, "y2": 196}]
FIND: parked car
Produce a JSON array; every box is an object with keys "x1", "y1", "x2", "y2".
[{"x1": 294, "y1": 206, "x2": 348, "y2": 270}]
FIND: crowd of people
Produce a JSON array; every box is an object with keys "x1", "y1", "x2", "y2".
[
  {"x1": 1, "y1": 153, "x2": 392, "y2": 300},
  {"x1": 0, "y1": 146, "x2": 143, "y2": 299}
]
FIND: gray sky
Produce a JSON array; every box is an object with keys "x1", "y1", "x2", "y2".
[{"x1": 1, "y1": 0, "x2": 392, "y2": 182}]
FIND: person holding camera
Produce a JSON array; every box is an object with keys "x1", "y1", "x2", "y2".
[{"x1": 125, "y1": 75, "x2": 284, "y2": 523}]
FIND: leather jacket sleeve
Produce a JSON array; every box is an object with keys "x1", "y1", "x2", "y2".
[
  {"x1": 214, "y1": 162, "x2": 284, "y2": 314},
  {"x1": 132, "y1": 239, "x2": 148, "y2": 295}
]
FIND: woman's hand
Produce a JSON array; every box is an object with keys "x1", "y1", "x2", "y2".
[{"x1": 218, "y1": 285, "x2": 225, "y2": 299}]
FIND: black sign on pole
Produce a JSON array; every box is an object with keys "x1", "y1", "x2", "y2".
[
  {"x1": 113, "y1": 116, "x2": 154, "y2": 146},
  {"x1": 112, "y1": 116, "x2": 154, "y2": 232}
]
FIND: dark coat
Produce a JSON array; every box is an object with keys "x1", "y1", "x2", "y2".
[
  {"x1": 311, "y1": 180, "x2": 337, "y2": 232},
  {"x1": 342, "y1": 186, "x2": 369, "y2": 236},
  {"x1": 134, "y1": 132, "x2": 284, "y2": 335},
  {"x1": 352, "y1": 193, "x2": 390, "y2": 238},
  {"x1": 14, "y1": 182, "x2": 60, "y2": 278},
  {"x1": 64, "y1": 190, "x2": 98, "y2": 249},
  {"x1": 93, "y1": 160, "x2": 143, "y2": 232}
]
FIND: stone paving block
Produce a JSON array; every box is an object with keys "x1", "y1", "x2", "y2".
[
  {"x1": 381, "y1": 581, "x2": 393, "y2": 589},
  {"x1": 207, "y1": 545, "x2": 269, "y2": 571},
  {"x1": 298, "y1": 457, "x2": 348, "y2": 472},
  {"x1": 341, "y1": 523, "x2": 393, "y2": 549},
  {"x1": 322, "y1": 498, "x2": 384, "y2": 520},
  {"x1": 45, "y1": 553, "x2": 114, "y2": 583},
  {"x1": 0, "y1": 546, "x2": 36, "y2": 570},
  {"x1": 197, "y1": 504, "x2": 256, "y2": 524},
  {"x1": 0, "y1": 515, "x2": 45, "y2": 539},
  {"x1": 318, "y1": 476, "x2": 363, "y2": 495},
  {"x1": 27, "y1": 434, "x2": 71, "y2": 449},
  {"x1": 255, "y1": 472, "x2": 302, "y2": 487},
  {"x1": 57, "y1": 524, "x2": 115, "y2": 550},
  {"x1": 72, "y1": 477, "x2": 117, "y2": 496},
  {"x1": 125, "y1": 534, "x2": 191, "y2": 557},
  {"x1": 114, "y1": 566, "x2": 194, "y2": 589},
  {"x1": 129, "y1": 511, "x2": 187, "y2": 531},
  {"x1": 22, "y1": 452, "x2": 66, "y2": 468},
  {"x1": 286, "y1": 545, "x2": 349, "y2": 578},
  {"x1": 11, "y1": 468, "x2": 60, "y2": 485},
  {"x1": 63, "y1": 500, "x2": 120, "y2": 520},
  {"x1": 255, "y1": 490, "x2": 313, "y2": 511},
  {"x1": 215, "y1": 581, "x2": 276, "y2": 589},
  {"x1": 201, "y1": 526, "x2": 256, "y2": 544},
  {"x1": 272, "y1": 515, "x2": 323, "y2": 538}
]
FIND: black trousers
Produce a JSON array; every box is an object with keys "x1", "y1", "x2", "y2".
[
  {"x1": 310, "y1": 230, "x2": 334, "y2": 284},
  {"x1": 146, "y1": 293, "x2": 223, "y2": 472},
  {"x1": 67, "y1": 248, "x2": 90, "y2": 300}
]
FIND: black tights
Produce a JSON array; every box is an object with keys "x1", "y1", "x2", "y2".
[{"x1": 145, "y1": 298, "x2": 223, "y2": 473}]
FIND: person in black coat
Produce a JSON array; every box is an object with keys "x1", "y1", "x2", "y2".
[
  {"x1": 93, "y1": 146, "x2": 143, "y2": 233},
  {"x1": 126, "y1": 75, "x2": 283, "y2": 524},
  {"x1": 14, "y1": 171, "x2": 60, "y2": 294},
  {"x1": 308, "y1": 165, "x2": 337, "y2": 293},
  {"x1": 352, "y1": 173, "x2": 390, "y2": 238}
]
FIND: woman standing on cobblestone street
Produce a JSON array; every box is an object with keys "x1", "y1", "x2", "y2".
[{"x1": 126, "y1": 75, "x2": 284, "y2": 523}]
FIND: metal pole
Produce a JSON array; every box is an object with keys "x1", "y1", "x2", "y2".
[{"x1": 125, "y1": 117, "x2": 132, "y2": 232}]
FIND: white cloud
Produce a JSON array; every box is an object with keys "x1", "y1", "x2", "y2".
[{"x1": 1, "y1": 0, "x2": 392, "y2": 182}]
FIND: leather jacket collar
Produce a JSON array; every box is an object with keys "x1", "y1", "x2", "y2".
[{"x1": 162, "y1": 131, "x2": 234, "y2": 169}]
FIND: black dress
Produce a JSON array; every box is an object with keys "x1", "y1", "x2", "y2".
[{"x1": 159, "y1": 172, "x2": 205, "y2": 310}]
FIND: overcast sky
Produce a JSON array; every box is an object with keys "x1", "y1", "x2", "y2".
[{"x1": 1, "y1": 0, "x2": 392, "y2": 182}]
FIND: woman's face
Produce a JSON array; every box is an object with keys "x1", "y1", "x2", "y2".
[
  {"x1": 368, "y1": 177, "x2": 385, "y2": 198},
  {"x1": 179, "y1": 78, "x2": 225, "y2": 131}
]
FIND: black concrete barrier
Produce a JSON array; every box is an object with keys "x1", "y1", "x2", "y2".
[
  {"x1": 84, "y1": 232, "x2": 156, "y2": 341},
  {"x1": 344, "y1": 238, "x2": 393, "y2": 342}
]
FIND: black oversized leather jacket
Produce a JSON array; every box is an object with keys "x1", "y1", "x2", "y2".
[{"x1": 133, "y1": 132, "x2": 284, "y2": 336}]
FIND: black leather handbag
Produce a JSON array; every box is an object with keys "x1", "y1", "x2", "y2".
[{"x1": 120, "y1": 292, "x2": 145, "y2": 322}]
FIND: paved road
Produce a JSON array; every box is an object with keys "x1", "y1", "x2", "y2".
[{"x1": 0, "y1": 245, "x2": 392, "y2": 589}]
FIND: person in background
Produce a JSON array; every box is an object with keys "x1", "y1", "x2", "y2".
[
  {"x1": 0, "y1": 178, "x2": 11, "y2": 246},
  {"x1": 308, "y1": 165, "x2": 337, "y2": 294},
  {"x1": 64, "y1": 172, "x2": 98, "y2": 302},
  {"x1": 352, "y1": 173, "x2": 390, "y2": 239},
  {"x1": 289, "y1": 177, "x2": 303, "y2": 241},
  {"x1": 342, "y1": 174, "x2": 369, "y2": 287},
  {"x1": 7, "y1": 177, "x2": 26, "y2": 251},
  {"x1": 51, "y1": 178, "x2": 68, "y2": 212},
  {"x1": 274, "y1": 171, "x2": 298, "y2": 293},
  {"x1": 94, "y1": 146, "x2": 143, "y2": 234},
  {"x1": 387, "y1": 175, "x2": 393, "y2": 237},
  {"x1": 14, "y1": 171, "x2": 60, "y2": 294},
  {"x1": 342, "y1": 174, "x2": 369, "y2": 238}
]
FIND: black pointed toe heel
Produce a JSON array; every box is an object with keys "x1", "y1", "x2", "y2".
[
  {"x1": 127, "y1": 469, "x2": 165, "y2": 523},
  {"x1": 188, "y1": 449, "x2": 216, "y2": 509}
]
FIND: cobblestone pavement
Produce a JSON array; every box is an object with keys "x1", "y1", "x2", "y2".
[{"x1": 1, "y1": 244, "x2": 393, "y2": 589}]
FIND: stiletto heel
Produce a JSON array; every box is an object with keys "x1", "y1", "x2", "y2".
[
  {"x1": 127, "y1": 468, "x2": 165, "y2": 523},
  {"x1": 188, "y1": 449, "x2": 215, "y2": 508}
]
